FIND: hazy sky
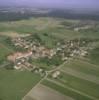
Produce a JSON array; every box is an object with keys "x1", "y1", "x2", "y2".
[{"x1": 0, "y1": 0, "x2": 99, "y2": 10}]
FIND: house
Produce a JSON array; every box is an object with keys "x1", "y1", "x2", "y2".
[
  {"x1": 62, "y1": 57, "x2": 68, "y2": 61},
  {"x1": 49, "y1": 49, "x2": 56, "y2": 58},
  {"x1": 80, "y1": 50, "x2": 88, "y2": 56},
  {"x1": 14, "y1": 65, "x2": 22, "y2": 70},
  {"x1": 41, "y1": 48, "x2": 51, "y2": 57},
  {"x1": 52, "y1": 71, "x2": 60, "y2": 78},
  {"x1": 57, "y1": 47, "x2": 62, "y2": 51}
]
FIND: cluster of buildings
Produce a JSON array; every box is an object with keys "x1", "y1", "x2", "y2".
[
  {"x1": 7, "y1": 36, "x2": 57, "y2": 74},
  {"x1": 7, "y1": 35, "x2": 89, "y2": 75},
  {"x1": 12, "y1": 37, "x2": 56, "y2": 59},
  {"x1": 56, "y1": 39, "x2": 88, "y2": 60},
  {"x1": 68, "y1": 21, "x2": 96, "y2": 32}
]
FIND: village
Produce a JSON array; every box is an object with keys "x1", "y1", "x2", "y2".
[{"x1": 7, "y1": 33, "x2": 89, "y2": 78}]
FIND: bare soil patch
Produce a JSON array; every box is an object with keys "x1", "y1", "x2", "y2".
[
  {"x1": 0, "y1": 31, "x2": 30, "y2": 38},
  {"x1": 23, "y1": 84, "x2": 74, "y2": 100}
]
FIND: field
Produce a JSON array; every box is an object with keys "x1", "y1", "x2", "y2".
[
  {"x1": 0, "y1": 16, "x2": 99, "y2": 100},
  {"x1": 42, "y1": 80, "x2": 91, "y2": 100},
  {"x1": 23, "y1": 84, "x2": 73, "y2": 100},
  {"x1": 62, "y1": 59, "x2": 99, "y2": 77},
  {"x1": 0, "y1": 68, "x2": 41, "y2": 100},
  {"x1": 88, "y1": 47, "x2": 99, "y2": 65},
  {"x1": 41, "y1": 58, "x2": 99, "y2": 100},
  {"x1": 0, "y1": 17, "x2": 99, "y2": 49},
  {"x1": 0, "y1": 43, "x2": 12, "y2": 63},
  {"x1": 0, "y1": 17, "x2": 81, "y2": 48},
  {"x1": 0, "y1": 36, "x2": 14, "y2": 64}
]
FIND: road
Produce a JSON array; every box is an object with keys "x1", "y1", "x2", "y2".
[
  {"x1": 0, "y1": 62, "x2": 10, "y2": 68},
  {"x1": 23, "y1": 60, "x2": 68, "y2": 100}
]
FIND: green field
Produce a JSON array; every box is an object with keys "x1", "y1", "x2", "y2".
[
  {"x1": 62, "y1": 59, "x2": 99, "y2": 77},
  {"x1": 41, "y1": 58, "x2": 99, "y2": 100},
  {"x1": 0, "y1": 43, "x2": 11, "y2": 63},
  {"x1": 88, "y1": 47, "x2": 99, "y2": 65},
  {"x1": 42, "y1": 80, "x2": 91, "y2": 100},
  {"x1": 0, "y1": 17, "x2": 98, "y2": 39},
  {"x1": 0, "y1": 17, "x2": 99, "y2": 100},
  {"x1": 0, "y1": 68, "x2": 41, "y2": 100},
  {"x1": 0, "y1": 18, "x2": 82, "y2": 48},
  {"x1": 0, "y1": 36, "x2": 14, "y2": 64},
  {"x1": 48, "y1": 72, "x2": 99, "y2": 98},
  {"x1": 0, "y1": 17, "x2": 99, "y2": 48}
]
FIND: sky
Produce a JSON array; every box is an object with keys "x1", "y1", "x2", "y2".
[{"x1": 0, "y1": 0, "x2": 99, "y2": 10}]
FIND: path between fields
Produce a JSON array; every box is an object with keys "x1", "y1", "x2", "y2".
[
  {"x1": 24, "y1": 84, "x2": 74, "y2": 100},
  {"x1": 34, "y1": 61, "x2": 69, "y2": 88},
  {"x1": 22, "y1": 58, "x2": 99, "y2": 100},
  {"x1": 61, "y1": 68, "x2": 99, "y2": 85},
  {"x1": 23, "y1": 61, "x2": 68, "y2": 100},
  {"x1": 0, "y1": 62, "x2": 10, "y2": 68},
  {"x1": 46, "y1": 78, "x2": 98, "y2": 100}
]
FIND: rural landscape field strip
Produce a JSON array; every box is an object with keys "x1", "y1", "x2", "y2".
[
  {"x1": 0, "y1": 9, "x2": 99, "y2": 100},
  {"x1": 0, "y1": 43, "x2": 12, "y2": 53},
  {"x1": 76, "y1": 58, "x2": 99, "y2": 69},
  {"x1": 0, "y1": 69, "x2": 41, "y2": 100},
  {"x1": 46, "y1": 78, "x2": 99, "y2": 100},
  {"x1": 23, "y1": 58, "x2": 99, "y2": 100},
  {"x1": 24, "y1": 84, "x2": 74, "y2": 100},
  {"x1": 42, "y1": 80, "x2": 92, "y2": 100},
  {"x1": 48, "y1": 72, "x2": 99, "y2": 98},
  {"x1": 61, "y1": 68, "x2": 99, "y2": 84},
  {"x1": 62, "y1": 59, "x2": 99, "y2": 77},
  {"x1": 23, "y1": 61, "x2": 69, "y2": 100},
  {"x1": 0, "y1": 43, "x2": 13, "y2": 63}
]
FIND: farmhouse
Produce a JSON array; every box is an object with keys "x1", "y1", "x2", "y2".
[{"x1": 52, "y1": 71, "x2": 61, "y2": 78}]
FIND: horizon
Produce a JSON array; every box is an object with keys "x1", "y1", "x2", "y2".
[{"x1": 0, "y1": 0, "x2": 99, "y2": 11}]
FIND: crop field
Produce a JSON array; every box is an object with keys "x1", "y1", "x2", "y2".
[
  {"x1": 0, "y1": 17, "x2": 99, "y2": 49},
  {"x1": 42, "y1": 80, "x2": 91, "y2": 100},
  {"x1": 0, "y1": 17, "x2": 98, "y2": 39},
  {"x1": 0, "y1": 36, "x2": 14, "y2": 63},
  {"x1": 0, "y1": 18, "x2": 82, "y2": 51},
  {"x1": 23, "y1": 84, "x2": 73, "y2": 100},
  {"x1": 0, "y1": 17, "x2": 99, "y2": 100},
  {"x1": 0, "y1": 17, "x2": 99, "y2": 48},
  {"x1": 88, "y1": 47, "x2": 99, "y2": 65},
  {"x1": 62, "y1": 59, "x2": 99, "y2": 77},
  {"x1": 0, "y1": 17, "x2": 61, "y2": 33},
  {"x1": 41, "y1": 58, "x2": 99, "y2": 100},
  {"x1": 0, "y1": 68, "x2": 41, "y2": 100},
  {"x1": 0, "y1": 43, "x2": 12, "y2": 62}
]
